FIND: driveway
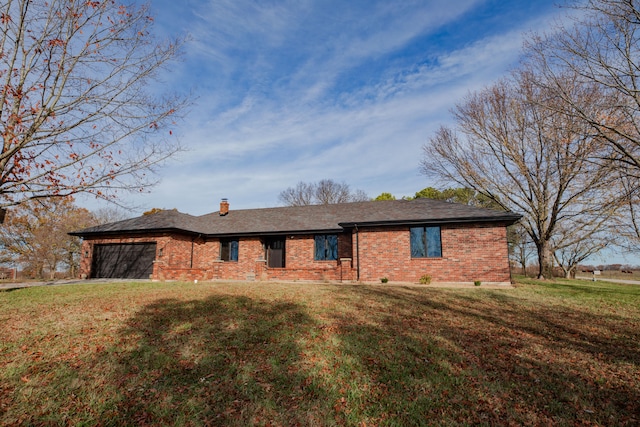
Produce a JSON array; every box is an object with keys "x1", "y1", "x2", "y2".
[
  {"x1": 575, "y1": 275, "x2": 640, "y2": 286},
  {"x1": 0, "y1": 278, "x2": 148, "y2": 291}
]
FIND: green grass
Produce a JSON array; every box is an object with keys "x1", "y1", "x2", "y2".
[{"x1": 1, "y1": 279, "x2": 639, "y2": 426}]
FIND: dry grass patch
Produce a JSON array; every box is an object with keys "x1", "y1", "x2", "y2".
[{"x1": 1, "y1": 279, "x2": 639, "y2": 426}]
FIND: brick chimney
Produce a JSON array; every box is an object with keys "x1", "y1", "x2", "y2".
[{"x1": 220, "y1": 198, "x2": 229, "y2": 216}]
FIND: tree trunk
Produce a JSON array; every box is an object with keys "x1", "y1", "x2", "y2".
[
  {"x1": 518, "y1": 246, "x2": 527, "y2": 276},
  {"x1": 537, "y1": 240, "x2": 554, "y2": 280},
  {"x1": 67, "y1": 252, "x2": 77, "y2": 279}
]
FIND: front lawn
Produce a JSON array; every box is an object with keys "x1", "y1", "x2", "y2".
[{"x1": 1, "y1": 279, "x2": 639, "y2": 426}]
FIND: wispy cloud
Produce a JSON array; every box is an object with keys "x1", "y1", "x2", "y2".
[{"x1": 82, "y1": 0, "x2": 564, "y2": 214}]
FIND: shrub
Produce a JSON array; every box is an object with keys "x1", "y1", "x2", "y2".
[
  {"x1": 419, "y1": 274, "x2": 431, "y2": 285},
  {"x1": 474, "y1": 280, "x2": 482, "y2": 286},
  {"x1": 381, "y1": 277, "x2": 388, "y2": 283}
]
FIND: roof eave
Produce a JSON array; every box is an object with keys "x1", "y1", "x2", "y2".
[
  {"x1": 70, "y1": 227, "x2": 346, "y2": 239},
  {"x1": 202, "y1": 228, "x2": 344, "y2": 238},
  {"x1": 339, "y1": 215, "x2": 522, "y2": 228},
  {"x1": 68, "y1": 227, "x2": 202, "y2": 238}
]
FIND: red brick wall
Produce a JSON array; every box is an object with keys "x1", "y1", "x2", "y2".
[
  {"x1": 354, "y1": 222, "x2": 511, "y2": 283},
  {"x1": 79, "y1": 232, "x2": 356, "y2": 282},
  {"x1": 79, "y1": 223, "x2": 510, "y2": 284}
]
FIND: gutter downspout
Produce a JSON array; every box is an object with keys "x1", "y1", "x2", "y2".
[
  {"x1": 507, "y1": 224, "x2": 515, "y2": 284},
  {"x1": 190, "y1": 239, "x2": 194, "y2": 268},
  {"x1": 355, "y1": 224, "x2": 360, "y2": 281}
]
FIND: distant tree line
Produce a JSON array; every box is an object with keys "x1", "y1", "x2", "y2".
[
  {"x1": 371, "y1": 187, "x2": 502, "y2": 207},
  {"x1": 278, "y1": 179, "x2": 369, "y2": 206}
]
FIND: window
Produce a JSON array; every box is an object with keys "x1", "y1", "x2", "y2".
[
  {"x1": 410, "y1": 226, "x2": 442, "y2": 258},
  {"x1": 220, "y1": 239, "x2": 238, "y2": 261},
  {"x1": 314, "y1": 235, "x2": 338, "y2": 260}
]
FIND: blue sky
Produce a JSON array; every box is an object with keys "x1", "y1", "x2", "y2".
[{"x1": 81, "y1": 0, "x2": 563, "y2": 216}]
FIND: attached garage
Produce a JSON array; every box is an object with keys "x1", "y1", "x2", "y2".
[{"x1": 91, "y1": 243, "x2": 157, "y2": 279}]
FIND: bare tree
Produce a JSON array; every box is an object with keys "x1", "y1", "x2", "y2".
[
  {"x1": 92, "y1": 206, "x2": 131, "y2": 225},
  {"x1": 350, "y1": 189, "x2": 370, "y2": 203},
  {"x1": 278, "y1": 179, "x2": 369, "y2": 206},
  {"x1": 526, "y1": 0, "x2": 640, "y2": 239},
  {"x1": 552, "y1": 227, "x2": 610, "y2": 279},
  {"x1": 509, "y1": 223, "x2": 536, "y2": 276},
  {"x1": 0, "y1": 0, "x2": 188, "y2": 208},
  {"x1": 279, "y1": 181, "x2": 316, "y2": 206},
  {"x1": 422, "y1": 69, "x2": 618, "y2": 279},
  {"x1": 615, "y1": 170, "x2": 640, "y2": 250},
  {"x1": 314, "y1": 179, "x2": 353, "y2": 204}
]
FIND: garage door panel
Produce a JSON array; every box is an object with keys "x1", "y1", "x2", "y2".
[{"x1": 92, "y1": 243, "x2": 156, "y2": 279}]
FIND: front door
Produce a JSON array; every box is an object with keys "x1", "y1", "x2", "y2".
[{"x1": 266, "y1": 238, "x2": 285, "y2": 268}]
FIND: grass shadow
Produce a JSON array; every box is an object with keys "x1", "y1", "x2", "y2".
[
  {"x1": 519, "y1": 277, "x2": 640, "y2": 297},
  {"x1": 0, "y1": 287, "x2": 26, "y2": 293},
  {"x1": 327, "y1": 285, "x2": 640, "y2": 425},
  {"x1": 87, "y1": 295, "x2": 334, "y2": 426}
]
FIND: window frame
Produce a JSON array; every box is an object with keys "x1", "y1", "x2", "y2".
[
  {"x1": 410, "y1": 226, "x2": 442, "y2": 258},
  {"x1": 314, "y1": 234, "x2": 338, "y2": 261},
  {"x1": 220, "y1": 239, "x2": 239, "y2": 262}
]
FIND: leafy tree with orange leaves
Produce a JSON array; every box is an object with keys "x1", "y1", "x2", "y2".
[{"x1": 0, "y1": 197, "x2": 95, "y2": 278}]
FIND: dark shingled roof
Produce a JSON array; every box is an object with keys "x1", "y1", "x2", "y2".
[{"x1": 70, "y1": 199, "x2": 522, "y2": 238}]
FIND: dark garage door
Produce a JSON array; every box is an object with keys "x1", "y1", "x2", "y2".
[{"x1": 91, "y1": 243, "x2": 157, "y2": 279}]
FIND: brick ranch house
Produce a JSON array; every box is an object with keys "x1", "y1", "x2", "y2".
[{"x1": 70, "y1": 198, "x2": 521, "y2": 284}]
